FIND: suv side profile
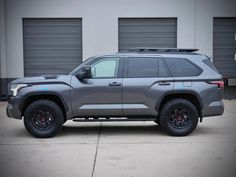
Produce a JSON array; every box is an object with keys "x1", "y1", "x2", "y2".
[{"x1": 6, "y1": 48, "x2": 224, "y2": 138}]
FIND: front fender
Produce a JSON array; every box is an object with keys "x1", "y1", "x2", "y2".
[{"x1": 17, "y1": 83, "x2": 72, "y2": 115}]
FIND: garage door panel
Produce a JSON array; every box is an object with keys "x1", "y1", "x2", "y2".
[
  {"x1": 118, "y1": 18, "x2": 177, "y2": 52},
  {"x1": 119, "y1": 26, "x2": 176, "y2": 33},
  {"x1": 24, "y1": 39, "x2": 81, "y2": 46},
  {"x1": 119, "y1": 38, "x2": 176, "y2": 44},
  {"x1": 213, "y1": 18, "x2": 236, "y2": 77},
  {"x1": 119, "y1": 44, "x2": 173, "y2": 51},
  {"x1": 24, "y1": 27, "x2": 82, "y2": 34},
  {"x1": 119, "y1": 32, "x2": 176, "y2": 38},
  {"x1": 119, "y1": 19, "x2": 176, "y2": 25},
  {"x1": 23, "y1": 18, "x2": 82, "y2": 76}
]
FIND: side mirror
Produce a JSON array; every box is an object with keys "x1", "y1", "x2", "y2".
[{"x1": 76, "y1": 66, "x2": 92, "y2": 80}]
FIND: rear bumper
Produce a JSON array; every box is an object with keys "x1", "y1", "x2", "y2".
[
  {"x1": 202, "y1": 100, "x2": 224, "y2": 117},
  {"x1": 6, "y1": 97, "x2": 22, "y2": 119}
]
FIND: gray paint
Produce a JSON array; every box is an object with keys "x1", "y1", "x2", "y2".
[
  {"x1": 23, "y1": 18, "x2": 82, "y2": 76},
  {"x1": 7, "y1": 52, "x2": 223, "y2": 121},
  {"x1": 118, "y1": 18, "x2": 177, "y2": 52},
  {"x1": 213, "y1": 18, "x2": 236, "y2": 77}
]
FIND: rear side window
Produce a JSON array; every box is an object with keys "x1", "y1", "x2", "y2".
[
  {"x1": 203, "y1": 59, "x2": 218, "y2": 72},
  {"x1": 128, "y1": 57, "x2": 158, "y2": 77},
  {"x1": 164, "y1": 58, "x2": 202, "y2": 77},
  {"x1": 159, "y1": 59, "x2": 169, "y2": 77}
]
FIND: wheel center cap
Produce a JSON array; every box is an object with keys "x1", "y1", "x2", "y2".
[
  {"x1": 177, "y1": 116, "x2": 182, "y2": 120},
  {"x1": 41, "y1": 117, "x2": 46, "y2": 122}
]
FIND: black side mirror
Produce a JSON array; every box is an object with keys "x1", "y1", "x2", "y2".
[{"x1": 76, "y1": 66, "x2": 92, "y2": 80}]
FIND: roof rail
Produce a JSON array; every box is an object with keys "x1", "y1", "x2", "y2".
[{"x1": 128, "y1": 47, "x2": 199, "y2": 53}]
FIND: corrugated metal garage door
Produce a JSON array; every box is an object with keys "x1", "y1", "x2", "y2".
[
  {"x1": 213, "y1": 18, "x2": 236, "y2": 77},
  {"x1": 23, "y1": 18, "x2": 82, "y2": 76},
  {"x1": 118, "y1": 18, "x2": 177, "y2": 52}
]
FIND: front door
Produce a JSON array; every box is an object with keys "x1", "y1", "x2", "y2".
[{"x1": 71, "y1": 57, "x2": 123, "y2": 117}]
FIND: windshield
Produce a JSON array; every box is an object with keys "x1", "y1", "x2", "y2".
[{"x1": 69, "y1": 56, "x2": 97, "y2": 75}]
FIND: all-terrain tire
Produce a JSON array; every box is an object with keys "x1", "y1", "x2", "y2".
[
  {"x1": 159, "y1": 99, "x2": 198, "y2": 136},
  {"x1": 23, "y1": 99, "x2": 64, "y2": 138}
]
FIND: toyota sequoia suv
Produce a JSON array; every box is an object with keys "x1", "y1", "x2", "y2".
[{"x1": 6, "y1": 48, "x2": 224, "y2": 138}]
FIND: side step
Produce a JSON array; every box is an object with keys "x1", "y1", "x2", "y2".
[{"x1": 73, "y1": 117, "x2": 156, "y2": 122}]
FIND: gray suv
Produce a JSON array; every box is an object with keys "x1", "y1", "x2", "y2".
[{"x1": 6, "y1": 48, "x2": 224, "y2": 138}]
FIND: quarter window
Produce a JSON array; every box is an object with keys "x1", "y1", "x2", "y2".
[
  {"x1": 164, "y1": 58, "x2": 202, "y2": 77},
  {"x1": 91, "y1": 58, "x2": 120, "y2": 78}
]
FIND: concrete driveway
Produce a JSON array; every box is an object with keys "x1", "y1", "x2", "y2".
[{"x1": 0, "y1": 100, "x2": 236, "y2": 177}]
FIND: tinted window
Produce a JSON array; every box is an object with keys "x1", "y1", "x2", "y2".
[
  {"x1": 128, "y1": 57, "x2": 158, "y2": 78},
  {"x1": 164, "y1": 58, "x2": 202, "y2": 77},
  {"x1": 203, "y1": 59, "x2": 218, "y2": 72},
  {"x1": 91, "y1": 58, "x2": 120, "y2": 78},
  {"x1": 159, "y1": 59, "x2": 169, "y2": 77}
]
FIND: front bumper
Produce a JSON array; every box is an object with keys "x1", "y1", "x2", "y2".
[
  {"x1": 202, "y1": 100, "x2": 224, "y2": 117},
  {"x1": 6, "y1": 96, "x2": 22, "y2": 119}
]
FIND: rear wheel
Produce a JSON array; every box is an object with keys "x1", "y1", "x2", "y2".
[
  {"x1": 159, "y1": 99, "x2": 198, "y2": 136},
  {"x1": 24, "y1": 99, "x2": 64, "y2": 138}
]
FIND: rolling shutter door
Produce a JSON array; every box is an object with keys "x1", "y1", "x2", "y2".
[
  {"x1": 213, "y1": 18, "x2": 236, "y2": 77},
  {"x1": 118, "y1": 18, "x2": 177, "y2": 52},
  {"x1": 23, "y1": 18, "x2": 82, "y2": 76}
]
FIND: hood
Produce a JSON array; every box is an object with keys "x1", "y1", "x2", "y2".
[{"x1": 11, "y1": 74, "x2": 72, "y2": 85}]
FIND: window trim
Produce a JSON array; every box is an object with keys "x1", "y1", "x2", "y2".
[{"x1": 163, "y1": 57, "x2": 203, "y2": 77}]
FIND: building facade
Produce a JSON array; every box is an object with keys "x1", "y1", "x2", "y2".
[{"x1": 0, "y1": 0, "x2": 236, "y2": 99}]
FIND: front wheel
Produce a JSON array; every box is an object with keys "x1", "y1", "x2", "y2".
[
  {"x1": 159, "y1": 99, "x2": 198, "y2": 136},
  {"x1": 23, "y1": 99, "x2": 64, "y2": 138}
]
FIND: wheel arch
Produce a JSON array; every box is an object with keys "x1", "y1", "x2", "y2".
[
  {"x1": 157, "y1": 91, "x2": 203, "y2": 118},
  {"x1": 19, "y1": 92, "x2": 68, "y2": 119}
]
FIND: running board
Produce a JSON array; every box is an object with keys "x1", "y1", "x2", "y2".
[{"x1": 72, "y1": 117, "x2": 156, "y2": 122}]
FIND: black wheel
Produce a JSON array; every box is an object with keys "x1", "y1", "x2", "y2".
[
  {"x1": 159, "y1": 99, "x2": 198, "y2": 136},
  {"x1": 23, "y1": 99, "x2": 64, "y2": 138}
]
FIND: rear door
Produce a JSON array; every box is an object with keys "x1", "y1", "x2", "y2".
[{"x1": 122, "y1": 56, "x2": 174, "y2": 117}]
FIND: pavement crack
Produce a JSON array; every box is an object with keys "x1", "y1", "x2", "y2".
[{"x1": 91, "y1": 122, "x2": 102, "y2": 177}]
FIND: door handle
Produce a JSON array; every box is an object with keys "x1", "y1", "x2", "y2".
[
  {"x1": 158, "y1": 82, "x2": 171, "y2": 86},
  {"x1": 109, "y1": 82, "x2": 122, "y2": 86}
]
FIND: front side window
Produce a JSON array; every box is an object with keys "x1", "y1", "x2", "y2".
[{"x1": 91, "y1": 58, "x2": 120, "y2": 78}]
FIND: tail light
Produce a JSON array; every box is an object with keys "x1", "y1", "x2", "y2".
[{"x1": 207, "y1": 80, "x2": 224, "y2": 88}]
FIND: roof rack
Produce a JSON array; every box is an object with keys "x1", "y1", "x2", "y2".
[{"x1": 128, "y1": 47, "x2": 199, "y2": 53}]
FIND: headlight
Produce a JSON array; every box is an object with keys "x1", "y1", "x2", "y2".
[{"x1": 10, "y1": 84, "x2": 28, "y2": 96}]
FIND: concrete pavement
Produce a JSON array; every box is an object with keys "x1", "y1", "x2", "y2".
[{"x1": 0, "y1": 100, "x2": 235, "y2": 177}]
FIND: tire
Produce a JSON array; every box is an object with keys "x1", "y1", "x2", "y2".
[
  {"x1": 23, "y1": 99, "x2": 64, "y2": 138},
  {"x1": 159, "y1": 99, "x2": 198, "y2": 136}
]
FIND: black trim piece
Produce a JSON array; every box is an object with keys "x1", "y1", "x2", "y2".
[
  {"x1": 29, "y1": 81, "x2": 73, "y2": 88},
  {"x1": 19, "y1": 91, "x2": 69, "y2": 112},
  {"x1": 156, "y1": 90, "x2": 204, "y2": 110},
  {"x1": 73, "y1": 118, "x2": 156, "y2": 122}
]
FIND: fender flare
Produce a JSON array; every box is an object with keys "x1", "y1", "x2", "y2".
[{"x1": 19, "y1": 91, "x2": 69, "y2": 112}]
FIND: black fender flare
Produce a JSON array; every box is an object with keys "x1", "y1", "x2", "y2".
[{"x1": 19, "y1": 91, "x2": 69, "y2": 112}]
